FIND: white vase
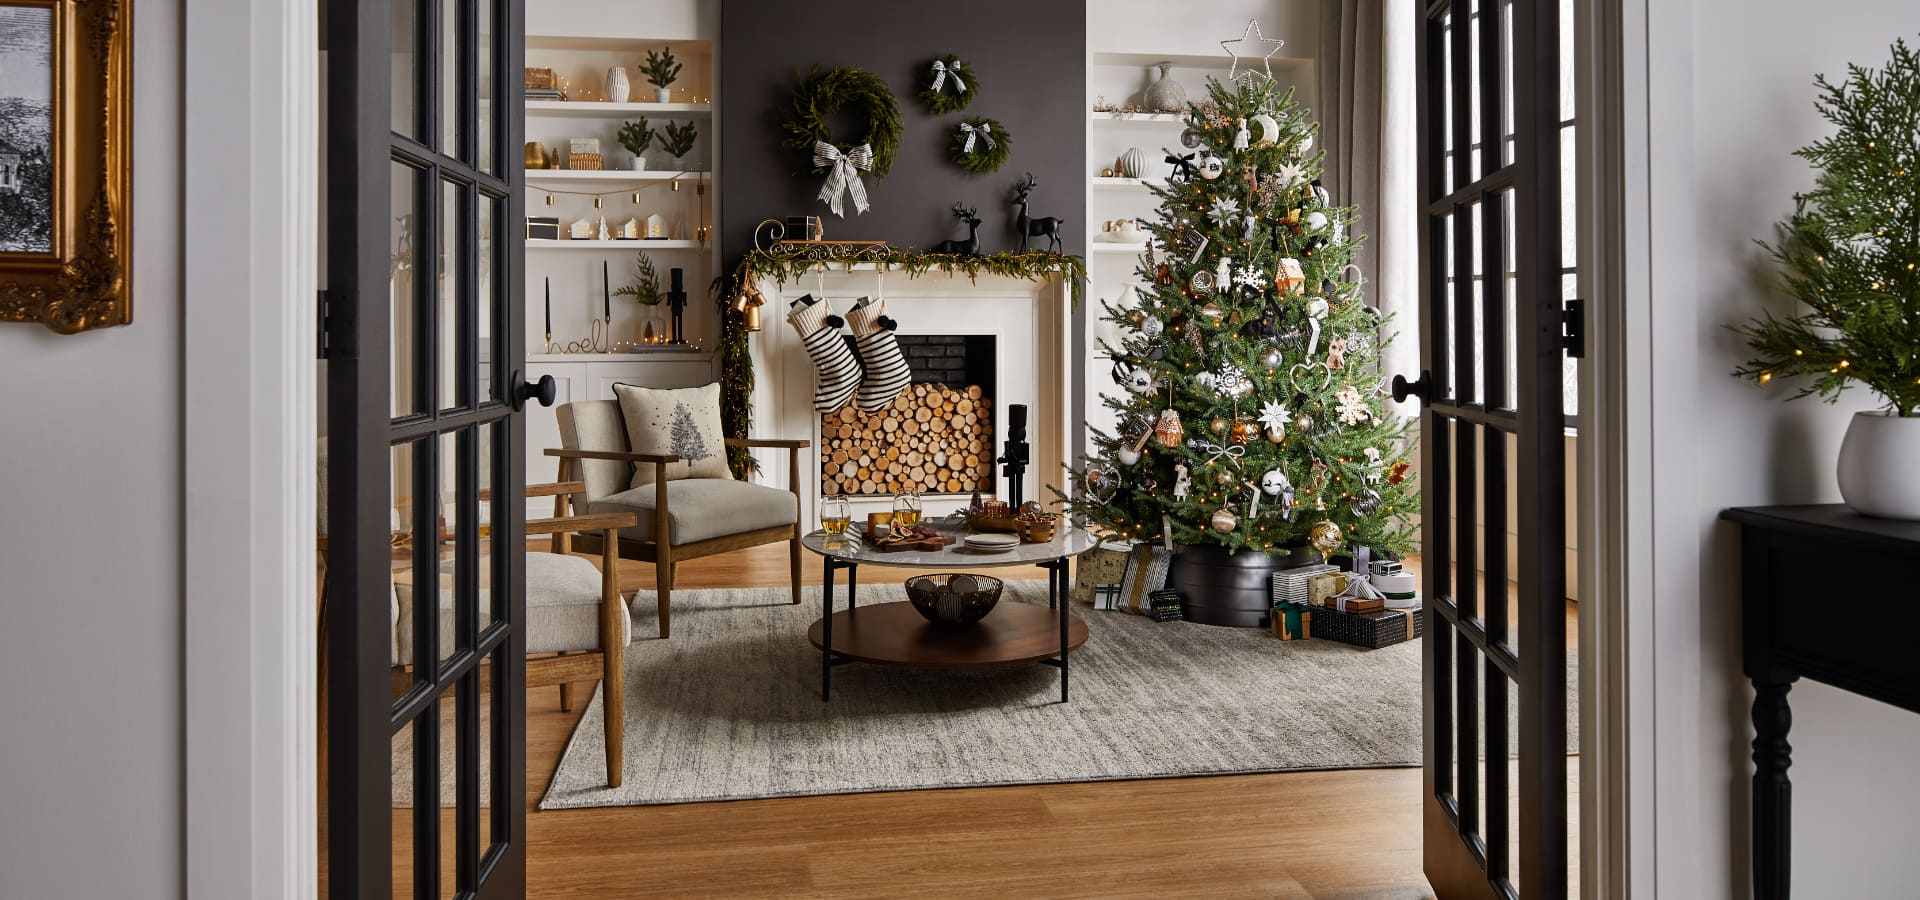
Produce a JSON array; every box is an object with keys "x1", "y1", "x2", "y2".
[
  {"x1": 1118, "y1": 147, "x2": 1148, "y2": 178},
  {"x1": 631, "y1": 155, "x2": 647, "y2": 171},
  {"x1": 1142, "y1": 62, "x2": 1186, "y2": 112},
  {"x1": 604, "y1": 67, "x2": 630, "y2": 104},
  {"x1": 1837, "y1": 411, "x2": 1920, "y2": 519},
  {"x1": 654, "y1": 87, "x2": 672, "y2": 103}
]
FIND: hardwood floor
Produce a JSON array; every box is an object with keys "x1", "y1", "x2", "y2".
[{"x1": 372, "y1": 543, "x2": 1577, "y2": 898}]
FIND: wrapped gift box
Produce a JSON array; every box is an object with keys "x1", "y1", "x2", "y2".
[
  {"x1": 1118, "y1": 544, "x2": 1174, "y2": 616},
  {"x1": 1316, "y1": 606, "x2": 1422, "y2": 649},
  {"x1": 1148, "y1": 588, "x2": 1185, "y2": 622},
  {"x1": 1073, "y1": 544, "x2": 1131, "y2": 607},
  {"x1": 1271, "y1": 563, "x2": 1341, "y2": 606},
  {"x1": 1270, "y1": 601, "x2": 1312, "y2": 640}
]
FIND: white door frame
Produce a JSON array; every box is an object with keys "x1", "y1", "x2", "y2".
[{"x1": 181, "y1": 0, "x2": 319, "y2": 895}]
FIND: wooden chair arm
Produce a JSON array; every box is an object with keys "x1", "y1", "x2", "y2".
[
  {"x1": 725, "y1": 437, "x2": 809, "y2": 450},
  {"x1": 526, "y1": 512, "x2": 636, "y2": 536},
  {"x1": 521, "y1": 481, "x2": 587, "y2": 498},
  {"x1": 545, "y1": 448, "x2": 680, "y2": 465}
]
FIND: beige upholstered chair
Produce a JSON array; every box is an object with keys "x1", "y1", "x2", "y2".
[{"x1": 547, "y1": 399, "x2": 806, "y2": 637}]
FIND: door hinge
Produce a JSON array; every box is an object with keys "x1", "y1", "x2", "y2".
[
  {"x1": 316, "y1": 289, "x2": 330, "y2": 359},
  {"x1": 1561, "y1": 298, "x2": 1585, "y2": 359}
]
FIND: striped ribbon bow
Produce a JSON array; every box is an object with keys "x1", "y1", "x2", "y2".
[
  {"x1": 930, "y1": 60, "x2": 967, "y2": 94},
  {"x1": 958, "y1": 122, "x2": 994, "y2": 153},
  {"x1": 813, "y1": 142, "x2": 873, "y2": 218}
]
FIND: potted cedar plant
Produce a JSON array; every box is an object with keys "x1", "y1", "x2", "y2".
[
  {"x1": 616, "y1": 118, "x2": 653, "y2": 171},
  {"x1": 1734, "y1": 38, "x2": 1920, "y2": 518},
  {"x1": 642, "y1": 46, "x2": 682, "y2": 103}
]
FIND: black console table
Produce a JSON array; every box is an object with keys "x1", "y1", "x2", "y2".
[{"x1": 1722, "y1": 504, "x2": 1920, "y2": 900}]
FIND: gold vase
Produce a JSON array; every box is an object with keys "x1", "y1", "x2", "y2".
[{"x1": 524, "y1": 142, "x2": 547, "y2": 170}]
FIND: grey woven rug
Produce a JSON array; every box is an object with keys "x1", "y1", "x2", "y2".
[{"x1": 539, "y1": 580, "x2": 1493, "y2": 810}]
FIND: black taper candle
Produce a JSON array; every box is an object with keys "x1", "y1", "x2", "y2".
[
  {"x1": 544, "y1": 277, "x2": 551, "y2": 334},
  {"x1": 602, "y1": 260, "x2": 611, "y2": 319}
]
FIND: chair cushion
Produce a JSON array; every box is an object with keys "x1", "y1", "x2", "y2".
[
  {"x1": 557, "y1": 400, "x2": 634, "y2": 504},
  {"x1": 588, "y1": 478, "x2": 798, "y2": 546},
  {"x1": 392, "y1": 552, "x2": 631, "y2": 665},
  {"x1": 612, "y1": 382, "x2": 733, "y2": 488}
]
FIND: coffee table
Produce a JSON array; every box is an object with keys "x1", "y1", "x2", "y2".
[{"x1": 801, "y1": 523, "x2": 1098, "y2": 703}]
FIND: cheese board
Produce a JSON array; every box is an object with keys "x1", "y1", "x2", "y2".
[{"x1": 863, "y1": 523, "x2": 955, "y2": 553}]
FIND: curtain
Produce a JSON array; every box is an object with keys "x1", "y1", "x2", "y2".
[{"x1": 1319, "y1": 0, "x2": 1420, "y2": 414}]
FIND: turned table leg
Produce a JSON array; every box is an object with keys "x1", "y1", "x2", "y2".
[{"x1": 1752, "y1": 677, "x2": 1796, "y2": 900}]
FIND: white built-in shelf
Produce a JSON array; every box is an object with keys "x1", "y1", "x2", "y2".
[
  {"x1": 526, "y1": 169, "x2": 708, "y2": 187},
  {"x1": 1091, "y1": 50, "x2": 1311, "y2": 71},
  {"x1": 1091, "y1": 176, "x2": 1168, "y2": 190},
  {"x1": 1090, "y1": 111, "x2": 1186, "y2": 125},
  {"x1": 528, "y1": 239, "x2": 707, "y2": 251},
  {"x1": 1091, "y1": 242, "x2": 1150, "y2": 254},
  {"x1": 526, "y1": 34, "x2": 710, "y2": 53},
  {"x1": 527, "y1": 349, "x2": 712, "y2": 364},
  {"x1": 526, "y1": 100, "x2": 712, "y2": 118}
]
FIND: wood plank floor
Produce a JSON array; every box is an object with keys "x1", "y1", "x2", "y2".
[{"x1": 370, "y1": 543, "x2": 1577, "y2": 898}]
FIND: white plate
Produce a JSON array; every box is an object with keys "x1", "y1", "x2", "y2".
[{"x1": 964, "y1": 533, "x2": 1021, "y2": 551}]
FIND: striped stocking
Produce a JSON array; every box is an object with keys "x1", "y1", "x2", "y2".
[
  {"x1": 787, "y1": 295, "x2": 862, "y2": 412},
  {"x1": 846, "y1": 297, "x2": 912, "y2": 413}
]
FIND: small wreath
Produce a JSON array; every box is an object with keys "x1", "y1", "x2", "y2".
[
  {"x1": 948, "y1": 116, "x2": 1011, "y2": 174},
  {"x1": 918, "y1": 54, "x2": 976, "y2": 114},
  {"x1": 780, "y1": 66, "x2": 903, "y2": 179}
]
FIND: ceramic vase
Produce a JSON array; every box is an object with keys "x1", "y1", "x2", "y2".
[
  {"x1": 604, "y1": 66, "x2": 630, "y2": 103},
  {"x1": 1142, "y1": 62, "x2": 1186, "y2": 112},
  {"x1": 1837, "y1": 411, "x2": 1920, "y2": 519},
  {"x1": 1118, "y1": 147, "x2": 1148, "y2": 179},
  {"x1": 630, "y1": 154, "x2": 647, "y2": 171},
  {"x1": 654, "y1": 87, "x2": 672, "y2": 103}
]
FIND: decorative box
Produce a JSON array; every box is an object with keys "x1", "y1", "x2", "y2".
[
  {"x1": 1326, "y1": 594, "x2": 1385, "y2": 615},
  {"x1": 1148, "y1": 588, "x2": 1185, "y2": 622},
  {"x1": 1373, "y1": 571, "x2": 1418, "y2": 610},
  {"x1": 1091, "y1": 584, "x2": 1124, "y2": 611},
  {"x1": 1369, "y1": 559, "x2": 1403, "y2": 578},
  {"x1": 1271, "y1": 563, "x2": 1341, "y2": 606},
  {"x1": 1316, "y1": 606, "x2": 1421, "y2": 649},
  {"x1": 526, "y1": 216, "x2": 560, "y2": 241},
  {"x1": 1071, "y1": 544, "x2": 1130, "y2": 606},
  {"x1": 1118, "y1": 544, "x2": 1174, "y2": 615},
  {"x1": 568, "y1": 152, "x2": 604, "y2": 171},
  {"x1": 1270, "y1": 601, "x2": 1312, "y2": 640},
  {"x1": 569, "y1": 137, "x2": 601, "y2": 156},
  {"x1": 525, "y1": 67, "x2": 557, "y2": 90}
]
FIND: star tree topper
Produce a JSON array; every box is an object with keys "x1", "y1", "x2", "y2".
[{"x1": 1221, "y1": 19, "x2": 1286, "y2": 84}]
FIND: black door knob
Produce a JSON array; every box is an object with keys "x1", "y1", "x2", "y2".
[
  {"x1": 510, "y1": 370, "x2": 556, "y2": 410},
  {"x1": 1391, "y1": 370, "x2": 1433, "y2": 406}
]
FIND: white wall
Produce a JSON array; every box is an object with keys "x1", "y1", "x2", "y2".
[
  {"x1": 1637, "y1": 1, "x2": 1920, "y2": 895},
  {"x1": 0, "y1": 2, "x2": 184, "y2": 896}
]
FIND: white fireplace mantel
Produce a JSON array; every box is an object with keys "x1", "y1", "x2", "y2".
[{"x1": 746, "y1": 266, "x2": 1075, "y2": 527}]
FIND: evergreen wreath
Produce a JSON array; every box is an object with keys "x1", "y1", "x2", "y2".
[
  {"x1": 948, "y1": 116, "x2": 1011, "y2": 174},
  {"x1": 918, "y1": 54, "x2": 977, "y2": 114},
  {"x1": 780, "y1": 66, "x2": 904, "y2": 179}
]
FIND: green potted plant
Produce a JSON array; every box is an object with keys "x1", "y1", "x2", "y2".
[
  {"x1": 660, "y1": 120, "x2": 698, "y2": 170},
  {"x1": 642, "y1": 47, "x2": 682, "y2": 103},
  {"x1": 612, "y1": 251, "x2": 666, "y2": 344},
  {"x1": 1734, "y1": 39, "x2": 1920, "y2": 518},
  {"x1": 616, "y1": 118, "x2": 654, "y2": 171}
]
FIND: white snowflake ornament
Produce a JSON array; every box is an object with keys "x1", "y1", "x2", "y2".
[
  {"x1": 1233, "y1": 264, "x2": 1266, "y2": 291},
  {"x1": 1336, "y1": 385, "x2": 1372, "y2": 426}
]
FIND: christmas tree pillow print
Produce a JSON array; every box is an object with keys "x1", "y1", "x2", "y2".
[{"x1": 612, "y1": 382, "x2": 734, "y2": 487}]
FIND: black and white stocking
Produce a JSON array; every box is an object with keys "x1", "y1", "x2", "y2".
[
  {"x1": 787, "y1": 294, "x2": 862, "y2": 412},
  {"x1": 846, "y1": 296, "x2": 912, "y2": 413}
]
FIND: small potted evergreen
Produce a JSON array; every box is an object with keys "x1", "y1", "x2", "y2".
[
  {"x1": 642, "y1": 47, "x2": 682, "y2": 103},
  {"x1": 660, "y1": 120, "x2": 698, "y2": 171},
  {"x1": 1734, "y1": 39, "x2": 1920, "y2": 518},
  {"x1": 616, "y1": 118, "x2": 653, "y2": 171}
]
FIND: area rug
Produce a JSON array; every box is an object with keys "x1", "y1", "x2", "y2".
[{"x1": 540, "y1": 580, "x2": 1510, "y2": 810}]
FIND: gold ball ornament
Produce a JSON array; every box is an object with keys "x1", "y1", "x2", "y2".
[
  {"x1": 1266, "y1": 425, "x2": 1286, "y2": 443},
  {"x1": 1308, "y1": 520, "x2": 1342, "y2": 560},
  {"x1": 1200, "y1": 302, "x2": 1226, "y2": 322},
  {"x1": 1211, "y1": 507, "x2": 1239, "y2": 533},
  {"x1": 1209, "y1": 416, "x2": 1229, "y2": 436},
  {"x1": 1261, "y1": 346, "x2": 1283, "y2": 368}
]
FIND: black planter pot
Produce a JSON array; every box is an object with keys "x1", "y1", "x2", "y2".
[{"x1": 1166, "y1": 543, "x2": 1317, "y2": 627}]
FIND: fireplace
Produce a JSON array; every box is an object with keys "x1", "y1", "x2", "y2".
[{"x1": 819, "y1": 335, "x2": 997, "y2": 497}]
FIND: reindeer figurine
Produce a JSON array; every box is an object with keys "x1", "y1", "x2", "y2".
[
  {"x1": 933, "y1": 203, "x2": 983, "y2": 257},
  {"x1": 1011, "y1": 172, "x2": 1065, "y2": 254}
]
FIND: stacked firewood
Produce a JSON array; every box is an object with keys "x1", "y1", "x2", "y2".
[{"x1": 819, "y1": 384, "x2": 991, "y2": 495}]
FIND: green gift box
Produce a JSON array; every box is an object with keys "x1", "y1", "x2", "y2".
[{"x1": 1270, "y1": 601, "x2": 1313, "y2": 641}]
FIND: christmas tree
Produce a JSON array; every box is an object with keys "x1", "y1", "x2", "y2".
[
  {"x1": 1061, "y1": 77, "x2": 1417, "y2": 557},
  {"x1": 668, "y1": 402, "x2": 710, "y2": 463},
  {"x1": 1734, "y1": 38, "x2": 1920, "y2": 416}
]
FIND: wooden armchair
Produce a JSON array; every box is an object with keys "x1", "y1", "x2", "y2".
[{"x1": 547, "y1": 398, "x2": 807, "y2": 638}]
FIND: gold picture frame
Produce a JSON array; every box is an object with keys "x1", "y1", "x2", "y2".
[{"x1": 0, "y1": 0, "x2": 131, "y2": 334}]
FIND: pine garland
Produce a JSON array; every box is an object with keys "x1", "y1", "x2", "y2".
[
  {"x1": 949, "y1": 116, "x2": 1012, "y2": 174},
  {"x1": 717, "y1": 248, "x2": 1086, "y2": 479},
  {"x1": 1733, "y1": 38, "x2": 1920, "y2": 416},
  {"x1": 918, "y1": 54, "x2": 977, "y2": 115},
  {"x1": 780, "y1": 66, "x2": 904, "y2": 179}
]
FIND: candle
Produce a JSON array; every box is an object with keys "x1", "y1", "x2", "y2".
[
  {"x1": 544, "y1": 277, "x2": 551, "y2": 334},
  {"x1": 602, "y1": 260, "x2": 611, "y2": 319}
]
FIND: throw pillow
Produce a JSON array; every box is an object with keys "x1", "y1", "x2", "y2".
[{"x1": 612, "y1": 382, "x2": 733, "y2": 488}]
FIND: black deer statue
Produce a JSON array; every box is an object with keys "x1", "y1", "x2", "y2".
[
  {"x1": 933, "y1": 203, "x2": 983, "y2": 256},
  {"x1": 1011, "y1": 173, "x2": 1065, "y2": 254}
]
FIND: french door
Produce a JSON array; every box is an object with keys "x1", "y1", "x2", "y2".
[
  {"x1": 1402, "y1": 0, "x2": 1572, "y2": 896},
  {"x1": 325, "y1": 0, "x2": 528, "y2": 895}
]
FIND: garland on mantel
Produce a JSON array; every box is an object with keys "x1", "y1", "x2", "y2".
[{"x1": 717, "y1": 247, "x2": 1088, "y2": 478}]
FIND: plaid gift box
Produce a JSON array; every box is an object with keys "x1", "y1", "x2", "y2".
[
  {"x1": 1270, "y1": 600, "x2": 1313, "y2": 640},
  {"x1": 1148, "y1": 588, "x2": 1185, "y2": 622}
]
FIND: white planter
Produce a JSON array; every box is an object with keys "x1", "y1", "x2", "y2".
[
  {"x1": 604, "y1": 67, "x2": 630, "y2": 104},
  {"x1": 1837, "y1": 411, "x2": 1920, "y2": 519},
  {"x1": 654, "y1": 87, "x2": 672, "y2": 103},
  {"x1": 630, "y1": 156, "x2": 647, "y2": 171}
]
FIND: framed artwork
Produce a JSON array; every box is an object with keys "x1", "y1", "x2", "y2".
[{"x1": 0, "y1": 0, "x2": 131, "y2": 334}]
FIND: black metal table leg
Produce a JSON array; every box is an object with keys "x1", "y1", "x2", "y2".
[
  {"x1": 848, "y1": 562, "x2": 858, "y2": 609},
  {"x1": 1056, "y1": 558, "x2": 1069, "y2": 703},
  {"x1": 1753, "y1": 677, "x2": 1796, "y2": 900},
  {"x1": 821, "y1": 558, "x2": 836, "y2": 701}
]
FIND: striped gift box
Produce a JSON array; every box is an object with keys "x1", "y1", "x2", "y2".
[{"x1": 1271, "y1": 564, "x2": 1341, "y2": 606}]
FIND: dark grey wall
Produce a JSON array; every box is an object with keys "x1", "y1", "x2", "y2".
[{"x1": 720, "y1": 0, "x2": 1087, "y2": 263}]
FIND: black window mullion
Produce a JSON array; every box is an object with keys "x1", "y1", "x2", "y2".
[
  {"x1": 409, "y1": 437, "x2": 440, "y2": 900},
  {"x1": 453, "y1": 427, "x2": 481, "y2": 892},
  {"x1": 459, "y1": 183, "x2": 477, "y2": 411}
]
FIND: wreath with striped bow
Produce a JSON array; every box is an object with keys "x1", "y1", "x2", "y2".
[
  {"x1": 918, "y1": 54, "x2": 977, "y2": 114},
  {"x1": 948, "y1": 116, "x2": 1012, "y2": 174},
  {"x1": 779, "y1": 66, "x2": 903, "y2": 179}
]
